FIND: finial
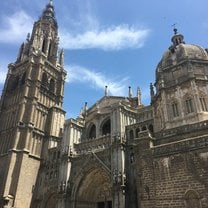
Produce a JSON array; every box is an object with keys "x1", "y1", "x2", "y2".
[
  {"x1": 26, "y1": 33, "x2": 30, "y2": 42},
  {"x1": 49, "y1": 0, "x2": 53, "y2": 6},
  {"x1": 59, "y1": 49, "x2": 64, "y2": 66},
  {"x1": 105, "y1": 86, "x2": 108, "y2": 96},
  {"x1": 128, "y1": 86, "x2": 132, "y2": 98},
  {"x1": 150, "y1": 83, "x2": 155, "y2": 100},
  {"x1": 84, "y1": 102, "x2": 88, "y2": 111},
  {"x1": 170, "y1": 23, "x2": 185, "y2": 47},
  {"x1": 137, "y1": 87, "x2": 142, "y2": 106}
]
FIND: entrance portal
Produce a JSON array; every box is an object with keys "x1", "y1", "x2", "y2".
[{"x1": 75, "y1": 168, "x2": 112, "y2": 208}]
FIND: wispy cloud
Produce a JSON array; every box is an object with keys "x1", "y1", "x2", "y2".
[
  {"x1": 0, "y1": 10, "x2": 33, "y2": 44},
  {"x1": 60, "y1": 25, "x2": 149, "y2": 50},
  {"x1": 66, "y1": 64, "x2": 129, "y2": 95},
  {"x1": 0, "y1": 71, "x2": 7, "y2": 85}
]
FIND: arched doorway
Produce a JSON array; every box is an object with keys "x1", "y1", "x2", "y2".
[{"x1": 75, "y1": 168, "x2": 112, "y2": 208}]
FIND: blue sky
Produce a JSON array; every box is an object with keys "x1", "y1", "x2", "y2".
[{"x1": 0, "y1": 0, "x2": 208, "y2": 118}]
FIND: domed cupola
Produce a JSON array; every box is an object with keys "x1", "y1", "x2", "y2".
[
  {"x1": 155, "y1": 29, "x2": 208, "y2": 90},
  {"x1": 152, "y1": 29, "x2": 208, "y2": 133}
]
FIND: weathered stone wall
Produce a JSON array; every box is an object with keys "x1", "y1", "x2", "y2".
[{"x1": 133, "y1": 139, "x2": 208, "y2": 208}]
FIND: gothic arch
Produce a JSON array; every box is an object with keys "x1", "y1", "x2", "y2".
[
  {"x1": 49, "y1": 78, "x2": 55, "y2": 93},
  {"x1": 100, "y1": 118, "x2": 111, "y2": 136},
  {"x1": 69, "y1": 163, "x2": 112, "y2": 208},
  {"x1": 184, "y1": 190, "x2": 201, "y2": 208},
  {"x1": 21, "y1": 72, "x2": 26, "y2": 85},
  {"x1": 87, "y1": 123, "x2": 96, "y2": 139},
  {"x1": 41, "y1": 72, "x2": 48, "y2": 87},
  {"x1": 42, "y1": 38, "x2": 47, "y2": 53},
  {"x1": 183, "y1": 94, "x2": 195, "y2": 114},
  {"x1": 199, "y1": 91, "x2": 208, "y2": 112}
]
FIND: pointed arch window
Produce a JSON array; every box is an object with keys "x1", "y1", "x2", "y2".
[
  {"x1": 42, "y1": 38, "x2": 47, "y2": 53},
  {"x1": 172, "y1": 102, "x2": 179, "y2": 117},
  {"x1": 88, "y1": 124, "x2": 96, "y2": 139},
  {"x1": 41, "y1": 72, "x2": 48, "y2": 89},
  {"x1": 101, "y1": 118, "x2": 111, "y2": 135},
  {"x1": 49, "y1": 78, "x2": 55, "y2": 93},
  {"x1": 185, "y1": 97, "x2": 194, "y2": 114},
  {"x1": 48, "y1": 42, "x2": 52, "y2": 57},
  {"x1": 199, "y1": 97, "x2": 208, "y2": 111},
  {"x1": 21, "y1": 72, "x2": 26, "y2": 85}
]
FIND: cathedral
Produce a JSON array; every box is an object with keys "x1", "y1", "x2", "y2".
[{"x1": 0, "y1": 1, "x2": 208, "y2": 208}]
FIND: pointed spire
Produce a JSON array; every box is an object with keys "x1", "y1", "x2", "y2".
[
  {"x1": 128, "y1": 86, "x2": 132, "y2": 98},
  {"x1": 137, "y1": 87, "x2": 142, "y2": 107},
  {"x1": 26, "y1": 33, "x2": 30, "y2": 42},
  {"x1": 41, "y1": 0, "x2": 57, "y2": 27},
  {"x1": 49, "y1": 0, "x2": 53, "y2": 6},
  {"x1": 59, "y1": 49, "x2": 64, "y2": 66},
  {"x1": 105, "y1": 86, "x2": 108, "y2": 96},
  {"x1": 84, "y1": 102, "x2": 88, "y2": 112},
  {"x1": 150, "y1": 83, "x2": 155, "y2": 100}
]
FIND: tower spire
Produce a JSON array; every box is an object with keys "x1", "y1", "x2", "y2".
[{"x1": 41, "y1": 0, "x2": 57, "y2": 27}]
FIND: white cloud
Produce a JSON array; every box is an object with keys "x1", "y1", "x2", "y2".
[
  {"x1": 66, "y1": 64, "x2": 129, "y2": 95},
  {"x1": 0, "y1": 71, "x2": 7, "y2": 85},
  {"x1": 60, "y1": 25, "x2": 149, "y2": 50},
  {"x1": 0, "y1": 10, "x2": 33, "y2": 43}
]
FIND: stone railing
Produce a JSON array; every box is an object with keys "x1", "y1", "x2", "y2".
[
  {"x1": 74, "y1": 134, "x2": 111, "y2": 155},
  {"x1": 152, "y1": 135, "x2": 208, "y2": 157},
  {"x1": 155, "y1": 120, "x2": 208, "y2": 139}
]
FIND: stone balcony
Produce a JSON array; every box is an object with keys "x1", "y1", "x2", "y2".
[{"x1": 73, "y1": 134, "x2": 111, "y2": 155}]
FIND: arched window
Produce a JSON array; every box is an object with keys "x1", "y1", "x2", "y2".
[
  {"x1": 42, "y1": 38, "x2": 47, "y2": 53},
  {"x1": 41, "y1": 73, "x2": 48, "y2": 87},
  {"x1": 185, "y1": 190, "x2": 201, "y2": 208},
  {"x1": 185, "y1": 97, "x2": 194, "y2": 114},
  {"x1": 101, "y1": 119, "x2": 111, "y2": 135},
  {"x1": 21, "y1": 72, "x2": 26, "y2": 85},
  {"x1": 129, "y1": 130, "x2": 134, "y2": 139},
  {"x1": 172, "y1": 102, "x2": 179, "y2": 117},
  {"x1": 199, "y1": 97, "x2": 208, "y2": 111},
  {"x1": 48, "y1": 42, "x2": 52, "y2": 57},
  {"x1": 88, "y1": 124, "x2": 96, "y2": 139},
  {"x1": 49, "y1": 78, "x2": 55, "y2": 93}
]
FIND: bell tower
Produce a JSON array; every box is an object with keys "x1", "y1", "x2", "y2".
[{"x1": 0, "y1": 1, "x2": 66, "y2": 208}]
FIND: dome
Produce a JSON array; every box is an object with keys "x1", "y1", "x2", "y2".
[{"x1": 157, "y1": 30, "x2": 208, "y2": 72}]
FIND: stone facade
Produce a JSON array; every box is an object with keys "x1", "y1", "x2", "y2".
[
  {"x1": 0, "y1": 2, "x2": 208, "y2": 208},
  {"x1": 0, "y1": 2, "x2": 66, "y2": 208}
]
